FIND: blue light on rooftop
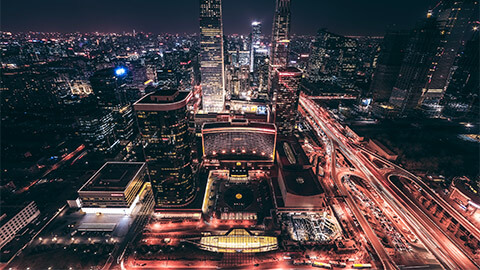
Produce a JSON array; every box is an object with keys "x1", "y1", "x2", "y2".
[{"x1": 115, "y1": 67, "x2": 127, "y2": 76}]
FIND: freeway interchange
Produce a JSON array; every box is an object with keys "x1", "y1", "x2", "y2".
[{"x1": 299, "y1": 93, "x2": 479, "y2": 270}]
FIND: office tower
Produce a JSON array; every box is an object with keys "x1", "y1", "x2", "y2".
[
  {"x1": 370, "y1": 30, "x2": 410, "y2": 103},
  {"x1": 133, "y1": 89, "x2": 195, "y2": 206},
  {"x1": 89, "y1": 67, "x2": 136, "y2": 148},
  {"x1": 248, "y1": 22, "x2": 269, "y2": 95},
  {"x1": 389, "y1": 17, "x2": 441, "y2": 114},
  {"x1": 90, "y1": 67, "x2": 129, "y2": 107},
  {"x1": 112, "y1": 104, "x2": 135, "y2": 142},
  {"x1": 225, "y1": 66, "x2": 240, "y2": 97},
  {"x1": 250, "y1": 21, "x2": 262, "y2": 72},
  {"x1": 227, "y1": 50, "x2": 250, "y2": 67},
  {"x1": 306, "y1": 29, "x2": 357, "y2": 84},
  {"x1": 338, "y1": 37, "x2": 358, "y2": 90},
  {"x1": 76, "y1": 108, "x2": 119, "y2": 154},
  {"x1": 130, "y1": 61, "x2": 149, "y2": 87},
  {"x1": 225, "y1": 65, "x2": 249, "y2": 98},
  {"x1": 273, "y1": 67, "x2": 302, "y2": 135},
  {"x1": 199, "y1": 0, "x2": 225, "y2": 112},
  {"x1": 306, "y1": 32, "x2": 326, "y2": 82},
  {"x1": 340, "y1": 37, "x2": 358, "y2": 78},
  {"x1": 420, "y1": 0, "x2": 478, "y2": 111},
  {"x1": 156, "y1": 68, "x2": 178, "y2": 88},
  {"x1": 442, "y1": 28, "x2": 479, "y2": 119},
  {"x1": 269, "y1": 0, "x2": 291, "y2": 92},
  {"x1": 255, "y1": 49, "x2": 270, "y2": 95}
]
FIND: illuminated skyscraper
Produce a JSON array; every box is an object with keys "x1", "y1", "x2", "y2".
[
  {"x1": 272, "y1": 67, "x2": 302, "y2": 135},
  {"x1": 90, "y1": 67, "x2": 129, "y2": 107},
  {"x1": 249, "y1": 21, "x2": 269, "y2": 94},
  {"x1": 250, "y1": 21, "x2": 262, "y2": 72},
  {"x1": 269, "y1": 0, "x2": 291, "y2": 92},
  {"x1": 420, "y1": 0, "x2": 478, "y2": 113},
  {"x1": 370, "y1": 29, "x2": 410, "y2": 103},
  {"x1": 133, "y1": 89, "x2": 195, "y2": 207},
  {"x1": 389, "y1": 1, "x2": 478, "y2": 116},
  {"x1": 442, "y1": 27, "x2": 479, "y2": 120},
  {"x1": 200, "y1": 0, "x2": 225, "y2": 112},
  {"x1": 306, "y1": 29, "x2": 358, "y2": 87},
  {"x1": 389, "y1": 17, "x2": 440, "y2": 114}
]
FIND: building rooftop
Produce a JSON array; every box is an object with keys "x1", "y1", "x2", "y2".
[
  {"x1": 277, "y1": 140, "x2": 323, "y2": 196},
  {"x1": 133, "y1": 89, "x2": 192, "y2": 111},
  {"x1": 79, "y1": 162, "x2": 145, "y2": 193},
  {"x1": 0, "y1": 201, "x2": 38, "y2": 228},
  {"x1": 280, "y1": 169, "x2": 323, "y2": 196},
  {"x1": 276, "y1": 66, "x2": 302, "y2": 74},
  {"x1": 202, "y1": 120, "x2": 276, "y2": 131},
  {"x1": 134, "y1": 89, "x2": 190, "y2": 104}
]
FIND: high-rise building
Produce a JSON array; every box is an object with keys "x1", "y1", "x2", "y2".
[
  {"x1": 340, "y1": 37, "x2": 358, "y2": 78},
  {"x1": 273, "y1": 67, "x2": 302, "y2": 135},
  {"x1": 112, "y1": 104, "x2": 135, "y2": 142},
  {"x1": 227, "y1": 50, "x2": 250, "y2": 67},
  {"x1": 306, "y1": 32, "x2": 327, "y2": 82},
  {"x1": 306, "y1": 29, "x2": 358, "y2": 86},
  {"x1": 250, "y1": 21, "x2": 262, "y2": 72},
  {"x1": 254, "y1": 49, "x2": 270, "y2": 95},
  {"x1": 200, "y1": 0, "x2": 225, "y2": 112},
  {"x1": 133, "y1": 89, "x2": 195, "y2": 207},
  {"x1": 442, "y1": 28, "x2": 479, "y2": 120},
  {"x1": 76, "y1": 108, "x2": 119, "y2": 154},
  {"x1": 389, "y1": 17, "x2": 441, "y2": 114},
  {"x1": 370, "y1": 30, "x2": 410, "y2": 103},
  {"x1": 90, "y1": 67, "x2": 129, "y2": 107},
  {"x1": 420, "y1": 0, "x2": 478, "y2": 112},
  {"x1": 269, "y1": 0, "x2": 291, "y2": 92}
]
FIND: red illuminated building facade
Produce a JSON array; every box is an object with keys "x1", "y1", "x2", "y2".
[{"x1": 202, "y1": 120, "x2": 276, "y2": 168}]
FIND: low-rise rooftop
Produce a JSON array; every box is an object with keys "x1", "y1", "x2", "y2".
[{"x1": 79, "y1": 162, "x2": 145, "y2": 193}]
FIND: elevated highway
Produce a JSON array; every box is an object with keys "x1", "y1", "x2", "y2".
[{"x1": 299, "y1": 93, "x2": 479, "y2": 270}]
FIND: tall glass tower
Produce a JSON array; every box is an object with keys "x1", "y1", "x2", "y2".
[
  {"x1": 250, "y1": 21, "x2": 262, "y2": 72},
  {"x1": 273, "y1": 67, "x2": 302, "y2": 135},
  {"x1": 133, "y1": 89, "x2": 195, "y2": 207},
  {"x1": 200, "y1": 0, "x2": 225, "y2": 113},
  {"x1": 420, "y1": 0, "x2": 478, "y2": 113},
  {"x1": 269, "y1": 0, "x2": 291, "y2": 93}
]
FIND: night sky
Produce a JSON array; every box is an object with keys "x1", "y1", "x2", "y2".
[{"x1": 2, "y1": 0, "x2": 438, "y2": 36}]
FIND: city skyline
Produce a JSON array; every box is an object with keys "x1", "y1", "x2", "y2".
[
  {"x1": 3, "y1": 0, "x2": 438, "y2": 36},
  {"x1": 1, "y1": 0, "x2": 479, "y2": 269}
]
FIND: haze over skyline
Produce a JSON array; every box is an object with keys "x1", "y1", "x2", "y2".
[{"x1": 3, "y1": 0, "x2": 437, "y2": 36}]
